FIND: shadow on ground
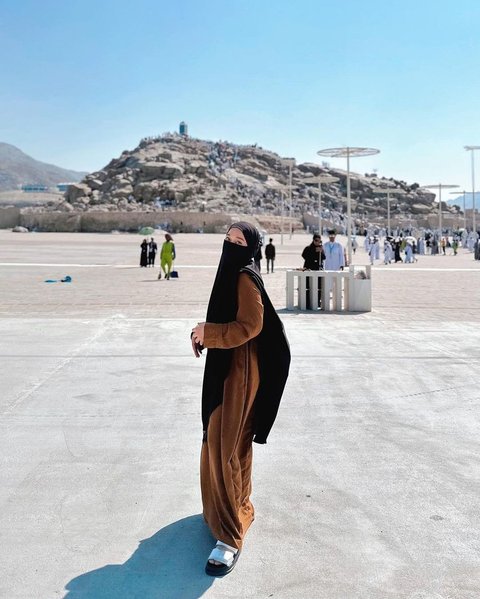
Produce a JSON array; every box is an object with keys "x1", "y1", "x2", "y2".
[{"x1": 63, "y1": 514, "x2": 215, "y2": 599}]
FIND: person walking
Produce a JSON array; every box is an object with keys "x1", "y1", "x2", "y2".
[
  {"x1": 158, "y1": 234, "x2": 176, "y2": 279},
  {"x1": 148, "y1": 237, "x2": 157, "y2": 267},
  {"x1": 404, "y1": 242, "x2": 414, "y2": 263},
  {"x1": 393, "y1": 238, "x2": 403, "y2": 263},
  {"x1": 140, "y1": 239, "x2": 148, "y2": 267},
  {"x1": 441, "y1": 237, "x2": 447, "y2": 255},
  {"x1": 265, "y1": 238, "x2": 276, "y2": 273},
  {"x1": 351, "y1": 236, "x2": 358, "y2": 255},
  {"x1": 474, "y1": 236, "x2": 480, "y2": 260},
  {"x1": 383, "y1": 238, "x2": 393, "y2": 264},
  {"x1": 191, "y1": 222, "x2": 290, "y2": 577}
]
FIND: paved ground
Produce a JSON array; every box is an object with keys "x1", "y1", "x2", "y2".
[{"x1": 1, "y1": 229, "x2": 480, "y2": 599}]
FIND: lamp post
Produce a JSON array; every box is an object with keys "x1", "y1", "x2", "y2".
[
  {"x1": 465, "y1": 146, "x2": 480, "y2": 234},
  {"x1": 449, "y1": 190, "x2": 467, "y2": 230},
  {"x1": 372, "y1": 188, "x2": 407, "y2": 235},
  {"x1": 270, "y1": 181, "x2": 286, "y2": 245},
  {"x1": 289, "y1": 162, "x2": 293, "y2": 239},
  {"x1": 280, "y1": 191, "x2": 285, "y2": 245},
  {"x1": 317, "y1": 146, "x2": 380, "y2": 265},
  {"x1": 422, "y1": 184, "x2": 459, "y2": 239},
  {"x1": 280, "y1": 158, "x2": 296, "y2": 239},
  {"x1": 305, "y1": 175, "x2": 339, "y2": 236}
]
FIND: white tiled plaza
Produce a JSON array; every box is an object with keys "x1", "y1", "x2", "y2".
[{"x1": 1, "y1": 230, "x2": 479, "y2": 599}]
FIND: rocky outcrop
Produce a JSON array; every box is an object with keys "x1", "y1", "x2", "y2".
[{"x1": 36, "y1": 132, "x2": 456, "y2": 228}]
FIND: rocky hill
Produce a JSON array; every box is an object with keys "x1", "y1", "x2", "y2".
[
  {"x1": 0, "y1": 143, "x2": 86, "y2": 191},
  {"x1": 52, "y1": 133, "x2": 459, "y2": 227}
]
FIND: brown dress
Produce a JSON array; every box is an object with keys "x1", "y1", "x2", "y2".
[{"x1": 200, "y1": 273, "x2": 264, "y2": 550}]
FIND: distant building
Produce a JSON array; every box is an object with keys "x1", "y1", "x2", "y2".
[
  {"x1": 179, "y1": 121, "x2": 188, "y2": 136},
  {"x1": 21, "y1": 184, "x2": 49, "y2": 192},
  {"x1": 56, "y1": 182, "x2": 76, "y2": 192}
]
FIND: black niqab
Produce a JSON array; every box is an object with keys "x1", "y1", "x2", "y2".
[{"x1": 206, "y1": 222, "x2": 259, "y2": 323}]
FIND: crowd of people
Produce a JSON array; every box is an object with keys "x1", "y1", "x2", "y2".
[
  {"x1": 140, "y1": 226, "x2": 479, "y2": 281},
  {"x1": 359, "y1": 228, "x2": 479, "y2": 265}
]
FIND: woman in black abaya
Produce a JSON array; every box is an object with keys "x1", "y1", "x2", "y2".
[{"x1": 140, "y1": 238, "x2": 148, "y2": 267}]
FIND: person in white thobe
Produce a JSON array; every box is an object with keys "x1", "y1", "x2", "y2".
[
  {"x1": 404, "y1": 243, "x2": 414, "y2": 263},
  {"x1": 384, "y1": 240, "x2": 393, "y2": 264},
  {"x1": 467, "y1": 234, "x2": 475, "y2": 252},
  {"x1": 324, "y1": 230, "x2": 345, "y2": 270},
  {"x1": 418, "y1": 237, "x2": 425, "y2": 255}
]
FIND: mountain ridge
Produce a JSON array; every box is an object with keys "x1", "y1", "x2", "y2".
[{"x1": 0, "y1": 142, "x2": 87, "y2": 191}]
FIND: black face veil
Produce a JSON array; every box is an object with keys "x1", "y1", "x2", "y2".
[
  {"x1": 206, "y1": 222, "x2": 260, "y2": 324},
  {"x1": 201, "y1": 222, "x2": 290, "y2": 444}
]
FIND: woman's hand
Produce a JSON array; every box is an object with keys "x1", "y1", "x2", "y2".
[
  {"x1": 191, "y1": 322, "x2": 205, "y2": 357},
  {"x1": 191, "y1": 335, "x2": 202, "y2": 358},
  {"x1": 192, "y1": 322, "x2": 205, "y2": 345}
]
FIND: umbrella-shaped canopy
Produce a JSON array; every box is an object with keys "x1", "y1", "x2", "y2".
[{"x1": 139, "y1": 226, "x2": 155, "y2": 236}]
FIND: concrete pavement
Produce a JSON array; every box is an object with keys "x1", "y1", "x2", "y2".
[{"x1": 0, "y1": 230, "x2": 479, "y2": 599}]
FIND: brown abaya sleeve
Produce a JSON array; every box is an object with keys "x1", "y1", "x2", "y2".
[{"x1": 203, "y1": 273, "x2": 263, "y2": 348}]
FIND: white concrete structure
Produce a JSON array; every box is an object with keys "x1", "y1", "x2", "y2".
[{"x1": 286, "y1": 266, "x2": 372, "y2": 312}]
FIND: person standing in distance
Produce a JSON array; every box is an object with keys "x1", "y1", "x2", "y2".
[
  {"x1": 301, "y1": 234, "x2": 325, "y2": 309},
  {"x1": 148, "y1": 237, "x2": 157, "y2": 267},
  {"x1": 265, "y1": 238, "x2": 276, "y2": 273},
  {"x1": 323, "y1": 229, "x2": 345, "y2": 270},
  {"x1": 140, "y1": 238, "x2": 148, "y2": 267},
  {"x1": 301, "y1": 233, "x2": 325, "y2": 271}
]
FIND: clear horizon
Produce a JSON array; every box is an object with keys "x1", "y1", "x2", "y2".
[{"x1": 1, "y1": 0, "x2": 480, "y2": 195}]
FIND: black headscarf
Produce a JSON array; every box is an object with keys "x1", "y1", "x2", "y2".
[
  {"x1": 205, "y1": 222, "x2": 260, "y2": 324},
  {"x1": 201, "y1": 222, "x2": 290, "y2": 444}
]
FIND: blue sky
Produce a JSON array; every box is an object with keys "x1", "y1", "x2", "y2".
[{"x1": 1, "y1": 0, "x2": 479, "y2": 197}]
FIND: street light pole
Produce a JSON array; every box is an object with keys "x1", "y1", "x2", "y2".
[
  {"x1": 465, "y1": 146, "x2": 479, "y2": 234},
  {"x1": 387, "y1": 192, "x2": 391, "y2": 234},
  {"x1": 280, "y1": 191, "x2": 284, "y2": 245},
  {"x1": 439, "y1": 184, "x2": 443, "y2": 235},
  {"x1": 304, "y1": 175, "x2": 339, "y2": 236},
  {"x1": 289, "y1": 162, "x2": 293, "y2": 239},
  {"x1": 278, "y1": 157, "x2": 295, "y2": 241},
  {"x1": 318, "y1": 182, "x2": 322, "y2": 235},
  {"x1": 317, "y1": 147, "x2": 380, "y2": 266},
  {"x1": 372, "y1": 188, "x2": 407, "y2": 235},
  {"x1": 346, "y1": 151, "x2": 351, "y2": 261},
  {"x1": 422, "y1": 183, "x2": 459, "y2": 241}
]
